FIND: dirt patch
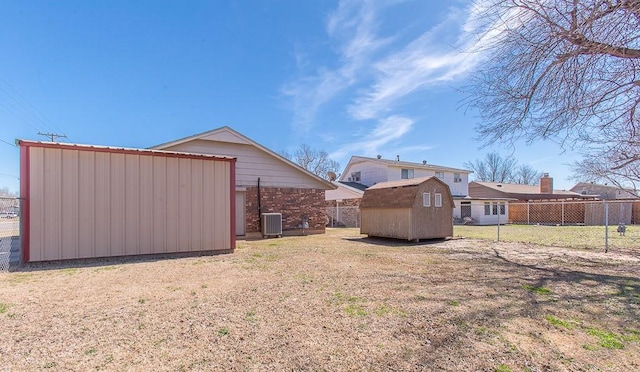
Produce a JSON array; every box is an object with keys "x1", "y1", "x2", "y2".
[{"x1": 1, "y1": 228, "x2": 639, "y2": 370}]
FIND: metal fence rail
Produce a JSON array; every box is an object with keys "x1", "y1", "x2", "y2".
[
  {"x1": 0, "y1": 197, "x2": 20, "y2": 272},
  {"x1": 455, "y1": 199, "x2": 640, "y2": 252}
]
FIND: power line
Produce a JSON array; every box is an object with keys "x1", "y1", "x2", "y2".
[
  {"x1": 0, "y1": 76, "x2": 70, "y2": 142},
  {"x1": 0, "y1": 138, "x2": 16, "y2": 147},
  {"x1": 38, "y1": 132, "x2": 67, "y2": 142}
]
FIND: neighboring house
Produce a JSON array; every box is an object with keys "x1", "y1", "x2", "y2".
[
  {"x1": 360, "y1": 177, "x2": 454, "y2": 241},
  {"x1": 455, "y1": 197, "x2": 512, "y2": 226},
  {"x1": 469, "y1": 174, "x2": 588, "y2": 202},
  {"x1": 467, "y1": 174, "x2": 596, "y2": 225},
  {"x1": 340, "y1": 155, "x2": 470, "y2": 197},
  {"x1": 571, "y1": 182, "x2": 638, "y2": 200},
  {"x1": 151, "y1": 126, "x2": 336, "y2": 238},
  {"x1": 325, "y1": 181, "x2": 367, "y2": 227}
]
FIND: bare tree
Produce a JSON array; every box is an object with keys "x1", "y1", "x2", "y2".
[
  {"x1": 282, "y1": 144, "x2": 341, "y2": 180},
  {"x1": 513, "y1": 164, "x2": 543, "y2": 185},
  {"x1": 464, "y1": 152, "x2": 518, "y2": 183},
  {"x1": 467, "y1": 0, "x2": 640, "y2": 186}
]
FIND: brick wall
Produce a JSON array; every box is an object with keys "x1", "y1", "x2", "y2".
[{"x1": 245, "y1": 186, "x2": 326, "y2": 234}]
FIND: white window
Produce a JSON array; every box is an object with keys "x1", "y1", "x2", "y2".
[
  {"x1": 435, "y1": 171, "x2": 444, "y2": 179},
  {"x1": 500, "y1": 203, "x2": 506, "y2": 215},
  {"x1": 401, "y1": 169, "x2": 414, "y2": 179},
  {"x1": 492, "y1": 202, "x2": 498, "y2": 215},
  {"x1": 484, "y1": 202, "x2": 490, "y2": 215},
  {"x1": 423, "y1": 192, "x2": 431, "y2": 207},
  {"x1": 435, "y1": 193, "x2": 442, "y2": 207},
  {"x1": 350, "y1": 171, "x2": 361, "y2": 182},
  {"x1": 454, "y1": 173, "x2": 462, "y2": 183}
]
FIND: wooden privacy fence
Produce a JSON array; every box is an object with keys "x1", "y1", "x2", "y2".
[{"x1": 508, "y1": 200, "x2": 640, "y2": 226}]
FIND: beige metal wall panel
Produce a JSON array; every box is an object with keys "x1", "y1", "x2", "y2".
[
  {"x1": 138, "y1": 154, "x2": 154, "y2": 255},
  {"x1": 78, "y1": 150, "x2": 96, "y2": 258},
  {"x1": 21, "y1": 141, "x2": 234, "y2": 262}
]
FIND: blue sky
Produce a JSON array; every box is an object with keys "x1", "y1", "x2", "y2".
[{"x1": 0, "y1": 0, "x2": 581, "y2": 194}]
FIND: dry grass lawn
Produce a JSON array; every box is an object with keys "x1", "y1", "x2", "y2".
[{"x1": 1, "y1": 228, "x2": 639, "y2": 371}]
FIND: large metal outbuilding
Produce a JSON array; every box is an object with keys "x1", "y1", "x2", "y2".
[
  {"x1": 360, "y1": 177, "x2": 454, "y2": 241},
  {"x1": 19, "y1": 140, "x2": 236, "y2": 262}
]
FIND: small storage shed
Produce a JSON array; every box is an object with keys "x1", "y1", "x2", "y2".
[
  {"x1": 360, "y1": 177, "x2": 454, "y2": 241},
  {"x1": 19, "y1": 140, "x2": 236, "y2": 262}
]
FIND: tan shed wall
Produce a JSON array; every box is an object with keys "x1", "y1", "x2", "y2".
[
  {"x1": 409, "y1": 181, "x2": 454, "y2": 239},
  {"x1": 360, "y1": 208, "x2": 411, "y2": 239},
  {"x1": 360, "y1": 178, "x2": 453, "y2": 240},
  {"x1": 27, "y1": 146, "x2": 232, "y2": 262}
]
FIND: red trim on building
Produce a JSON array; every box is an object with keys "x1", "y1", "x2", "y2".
[
  {"x1": 17, "y1": 140, "x2": 235, "y2": 162},
  {"x1": 230, "y1": 160, "x2": 236, "y2": 250},
  {"x1": 20, "y1": 145, "x2": 30, "y2": 263}
]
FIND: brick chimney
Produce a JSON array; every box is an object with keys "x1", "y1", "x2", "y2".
[{"x1": 540, "y1": 173, "x2": 553, "y2": 194}]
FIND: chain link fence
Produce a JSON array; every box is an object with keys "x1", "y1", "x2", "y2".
[
  {"x1": 455, "y1": 199, "x2": 640, "y2": 252},
  {"x1": 326, "y1": 206, "x2": 360, "y2": 228},
  {"x1": 0, "y1": 197, "x2": 20, "y2": 272}
]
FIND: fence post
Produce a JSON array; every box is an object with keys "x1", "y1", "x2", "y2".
[
  {"x1": 527, "y1": 202, "x2": 530, "y2": 225},
  {"x1": 561, "y1": 201, "x2": 565, "y2": 226},
  {"x1": 496, "y1": 206, "x2": 500, "y2": 242},
  {"x1": 605, "y1": 200, "x2": 609, "y2": 253}
]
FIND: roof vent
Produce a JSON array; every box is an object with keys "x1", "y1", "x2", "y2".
[
  {"x1": 497, "y1": 184, "x2": 502, "y2": 188},
  {"x1": 422, "y1": 160, "x2": 427, "y2": 165},
  {"x1": 396, "y1": 155, "x2": 400, "y2": 161},
  {"x1": 377, "y1": 154, "x2": 382, "y2": 159}
]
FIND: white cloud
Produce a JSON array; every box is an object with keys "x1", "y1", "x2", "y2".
[
  {"x1": 282, "y1": 0, "x2": 390, "y2": 131},
  {"x1": 348, "y1": 5, "x2": 489, "y2": 120},
  {"x1": 330, "y1": 115, "x2": 415, "y2": 159}
]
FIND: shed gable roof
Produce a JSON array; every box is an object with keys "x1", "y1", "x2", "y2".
[
  {"x1": 151, "y1": 126, "x2": 335, "y2": 190},
  {"x1": 361, "y1": 176, "x2": 453, "y2": 208}
]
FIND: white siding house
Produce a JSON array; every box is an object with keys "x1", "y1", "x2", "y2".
[{"x1": 340, "y1": 156, "x2": 471, "y2": 197}]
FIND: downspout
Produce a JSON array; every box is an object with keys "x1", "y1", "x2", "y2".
[{"x1": 257, "y1": 177, "x2": 262, "y2": 234}]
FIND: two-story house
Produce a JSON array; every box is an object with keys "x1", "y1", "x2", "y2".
[
  {"x1": 339, "y1": 155, "x2": 470, "y2": 196},
  {"x1": 326, "y1": 155, "x2": 472, "y2": 226}
]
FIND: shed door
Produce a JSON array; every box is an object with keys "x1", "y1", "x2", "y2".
[{"x1": 235, "y1": 191, "x2": 246, "y2": 236}]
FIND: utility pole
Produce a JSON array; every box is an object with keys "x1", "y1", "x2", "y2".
[{"x1": 37, "y1": 132, "x2": 67, "y2": 142}]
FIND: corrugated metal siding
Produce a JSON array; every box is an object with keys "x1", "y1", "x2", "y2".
[{"x1": 24, "y1": 144, "x2": 233, "y2": 262}]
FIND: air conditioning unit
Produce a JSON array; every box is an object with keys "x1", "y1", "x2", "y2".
[{"x1": 261, "y1": 213, "x2": 282, "y2": 238}]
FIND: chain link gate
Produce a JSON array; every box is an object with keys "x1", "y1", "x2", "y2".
[{"x1": 0, "y1": 197, "x2": 20, "y2": 272}]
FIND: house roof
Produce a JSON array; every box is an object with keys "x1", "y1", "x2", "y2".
[
  {"x1": 470, "y1": 181, "x2": 587, "y2": 200},
  {"x1": 570, "y1": 182, "x2": 638, "y2": 199},
  {"x1": 338, "y1": 181, "x2": 368, "y2": 192},
  {"x1": 361, "y1": 176, "x2": 454, "y2": 208},
  {"x1": 151, "y1": 126, "x2": 336, "y2": 190},
  {"x1": 346, "y1": 155, "x2": 471, "y2": 174},
  {"x1": 18, "y1": 140, "x2": 236, "y2": 161}
]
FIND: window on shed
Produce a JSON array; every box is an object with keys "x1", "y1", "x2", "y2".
[
  {"x1": 500, "y1": 203, "x2": 506, "y2": 215},
  {"x1": 423, "y1": 192, "x2": 431, "y2": 207},
  {"x1": 435, "y1": 171, "x2": 444, "y2": 179},
  {"x1": 401, "y1": 169, "x2": 414, "y2": 179},
  {"x1": 492, "y1": 202, "x2": 498, "y2": 215},
  {"x1": 435, "y1": 193, "x2": 442, "y2": 207},
  {"x1": 484, "y1": 202, "x2": 490, "y2": 215}
]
